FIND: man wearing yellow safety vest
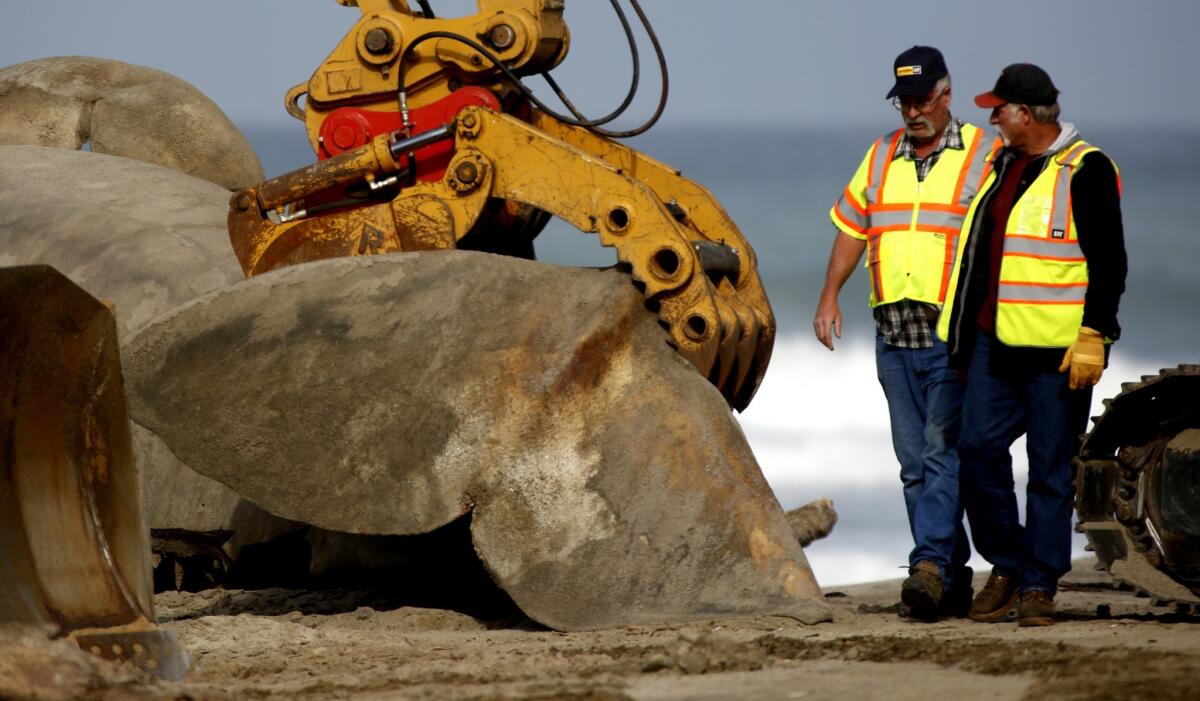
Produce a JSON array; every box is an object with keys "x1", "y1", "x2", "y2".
[
  {"x1": 936, "y1": 64, "x2": 1127, "y2": 626},
  {"x1": 815, "y1": 46, "x2": 1000, "y2": 621}
]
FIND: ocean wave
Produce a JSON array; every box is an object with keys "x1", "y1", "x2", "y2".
[{"x1": 741, "y1": 333, "x2": 1177, "y2": 504}]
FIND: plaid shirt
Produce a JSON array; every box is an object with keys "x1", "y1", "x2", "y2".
[
  {"x1": 874, "y1": 117, "x2": 964, "y2": 347},
  {"x1": 893, "y1": 116, "x2": 965, "y2": 182},
  {"x1": 874, "y1": 299, "x2": 938, "y2": 349}
]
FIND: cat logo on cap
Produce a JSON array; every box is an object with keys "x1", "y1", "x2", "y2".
[{"x1": 896, "y1": 65, "x2": 923, "y2": 77}]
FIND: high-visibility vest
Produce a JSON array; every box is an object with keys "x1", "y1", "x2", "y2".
[
  {"x1": 936, "y1": 139, "x2": 1121, "y2": 348},
  {"x1": 831, "y1": 123, "x2": 998, "y2": 307}
]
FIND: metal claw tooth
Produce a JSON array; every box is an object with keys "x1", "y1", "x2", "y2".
[
  {"x1": 711, "y1": 298, "x2": 741, "y2": 393},
  {"x1": 719, "y1": 288, "x2": 759, "y2": 403}
]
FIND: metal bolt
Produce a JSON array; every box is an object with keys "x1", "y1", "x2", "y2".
[
  {"x1": 364, "y1": 28, "x2": 394, "y2": 55},
  {"x1": 460, "y1": 113, "x2": 477, "y2": 129},
  {"x1": 455, "y1": 161, "x2": 479, "y2": 185},
  {"x1": 234, "y1": 193, "x2": 252, "y2": 212},
  {"x1": 470, "y1": 54, "x2": 483, "y2": 66},
  {"x1": 488, "y1": 23, "x2": 516, "y2": 50}
]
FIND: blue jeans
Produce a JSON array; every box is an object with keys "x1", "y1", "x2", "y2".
[
  {"x1": 876, "y1": 335, "x2": 970, "y2": 585},
  {"x1": 958, "y1": 333, "x2": 1092, "y2": 595}
]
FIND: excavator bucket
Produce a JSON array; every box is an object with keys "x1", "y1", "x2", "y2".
[{"x1": 0, "y1": 265, "x2": 187, "y2": 680}]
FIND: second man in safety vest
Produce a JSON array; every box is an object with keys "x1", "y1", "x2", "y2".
[
  {"x1": 937, "y1": 64, "x2": 1127, "y2": 626},
  {"x1": 814, "y1": 46, "x2": 1001, "y2": 620}
]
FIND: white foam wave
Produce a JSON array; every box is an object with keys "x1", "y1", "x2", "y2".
[
  {"x1": 740, "y1": 333, "x2": 1175, "y2": 503},
  {"x1": 741, "y1": 333, "x2": 1178, "y2": 586}
]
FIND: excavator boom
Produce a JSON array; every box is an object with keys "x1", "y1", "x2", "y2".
[{"x1": 230, "y1": 0, "x2": 774, "y2": 408}]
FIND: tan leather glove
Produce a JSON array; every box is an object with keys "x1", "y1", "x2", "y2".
[{"x1": 1059, "y1": 326, "x2": 1105, "y2": 390}]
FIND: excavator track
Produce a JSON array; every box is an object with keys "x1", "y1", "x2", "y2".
[{"x1": 1075, "y1": 364, "x2": 1200, "y2": 612}]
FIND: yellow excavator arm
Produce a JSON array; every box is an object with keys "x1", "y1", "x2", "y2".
[{"x1": 229, "y1": 0, "x2": 773, "y2": 410}]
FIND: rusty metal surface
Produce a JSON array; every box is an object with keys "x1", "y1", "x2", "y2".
[
  {"x1": 0, "y1": 265, "x2": 187, "y2": 678},
  {"x1": 1075, "y1": 364, "x2": 1200, "y2": 608},
  {"x1": 123, "y1": 253, "x2": 830, "y2": 630}
]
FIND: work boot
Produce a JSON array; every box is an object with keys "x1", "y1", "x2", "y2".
[
  {"x1": 968, "y1": 570, "x2": 1019, "y2": 622},
  {"x1": 901, "y1": 560, "x2": 944, "y2": 621},
  {"x1": 938, "y1": 566, "x2": 974, "y2": 618},
  {"x1": 1018, "y1": 589, "x2": 1056, "y2": 627}
]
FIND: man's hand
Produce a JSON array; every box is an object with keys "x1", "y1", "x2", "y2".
[
  {"x1": 813, "y1": 296, "x2": 842, "y2": 351},
  {"x1": 813, "y1": 231, "x2": 866, "y2": 351},
  {"x1": 1059, "y1": 326, "x2": 1105, "y2": 389}
]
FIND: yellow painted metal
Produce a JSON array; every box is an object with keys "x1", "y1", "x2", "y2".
[
  {"x1": 533, "y1": 112, "x2": 775, "y2": 405},
  {"x1": 231, "y1": 0, "x2": 775, "y2": 408},
  {"x1": 228, "y1": 107, "x2": 774, "y2": 408},
  {"x1": 296, "y1": 0, "x2": 568, "y2": 152}
]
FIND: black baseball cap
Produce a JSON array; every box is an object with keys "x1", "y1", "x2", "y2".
[
  {"x1": 975, "y1": 63, "x2": 1060, "y2": 107},
  {"x1": 886, "y1": 46, "x2": 949, "y2": 99}
]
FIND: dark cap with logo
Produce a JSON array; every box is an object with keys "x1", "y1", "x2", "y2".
[
  {"x1": 975, "y1": 63, "x2": 1060, "y2": 107},
  {"x1": 886, "y1": 46, "x2": 949, "y2": 99}
]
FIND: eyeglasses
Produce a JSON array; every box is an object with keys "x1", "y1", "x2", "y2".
[{"x1": 892, "y1": 87, "x2": 948, "y2": 114}]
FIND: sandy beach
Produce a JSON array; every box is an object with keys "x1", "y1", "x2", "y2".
[{"x1": 4, "y1": 557, "x2": 1197, "y2": 700}]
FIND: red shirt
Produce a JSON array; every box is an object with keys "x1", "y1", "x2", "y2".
[{"x1": 977, "y1": 153, "x2": 1033, "y2": 333}]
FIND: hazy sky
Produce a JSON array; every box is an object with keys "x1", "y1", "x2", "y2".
[{"x1": 3, "y1": 0, "x2": 1197, "y2": 130}]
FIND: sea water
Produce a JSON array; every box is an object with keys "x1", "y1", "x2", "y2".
[{"x1": 244, "y1": 122, "x2": 1200, "y2": 586}]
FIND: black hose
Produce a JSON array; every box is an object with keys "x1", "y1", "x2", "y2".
[
  {"x1": 544, "y1": 0, "x2": 669, "y2": 138},
  {"x1": 414, "y1": 0, "x2": 435, "y2": 19},
  {"x1": 541, "y1": 0, "x2": 640, "y2": 128},
  {"x1": 395, "y1": 0, "x2": 668, "y2": 139}
]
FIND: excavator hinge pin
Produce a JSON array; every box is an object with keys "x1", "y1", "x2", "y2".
[
  {"x1": 365, "y1": 28, "x2": 394, "y2": 54},
  {"x1": 455, "y1": 161, "x2": 479, "y2": 185},
  {"x1": 489, "y1": 24, "x2": 516, "y2": 50}
]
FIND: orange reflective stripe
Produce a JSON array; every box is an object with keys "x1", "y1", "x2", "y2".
[
  {"x1": 866, "y1": 202, "x2": 966, "y2": 214},
  {"x1": 937, "y1": 232, "x2": 956, "y2": 302},
  {"x1": 865, "y1": 231, "x2": 884, "y2": 302},
  {"x1": 833, "y1": 203, "x2": 867, "y2": 234},
  {"x1": 843, "y1": 187, "x2": 867, "y2": 216},
  {"x1": 976, "y1": 161, "x2": 994, "y2": 193},
  {"x1": 1046, "y1": 172, "x2": 1062, "y2": 238},
  {"x1": 1056, "y1": 141, "x2": 1091, "y2": 166},
  {"x1": 975, "y1": 138, "x2": 1002, "y2": 192},
  {"x1": 1003, "y1": 232, "x2": 1085, "y2": 261},
  {"x1": 864, "y1": 132, "x2": 900, "y2": 206},
  {"x1": 867, "y1": 223, "x2": 961, "y2": 236},
  {"x1": 865, "y1": 142, "x2": 879, "y2": 190},
  {"x1": 1000, "y1": 280, "x2": 1088, "y2": 288},
  {"x1": 1003, "y1": 252, "x2": 1087, "y2": 262},
  {"x1": 999, "y1": 279, "x2": 1088, "y2": 306},
  {"x1": 876, "y1": 131, "x2": 902, "y2": 195},
  {"x1": 997, "y1": 298, "x2": 1085, "y2": 306},
  {"x1": 951, "y1": 128, "x2": 984, "y2": 203}
]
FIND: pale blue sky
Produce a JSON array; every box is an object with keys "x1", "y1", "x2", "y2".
[{"x1": 3, "y1": 0, "x2": 1197, "y2": 130}]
